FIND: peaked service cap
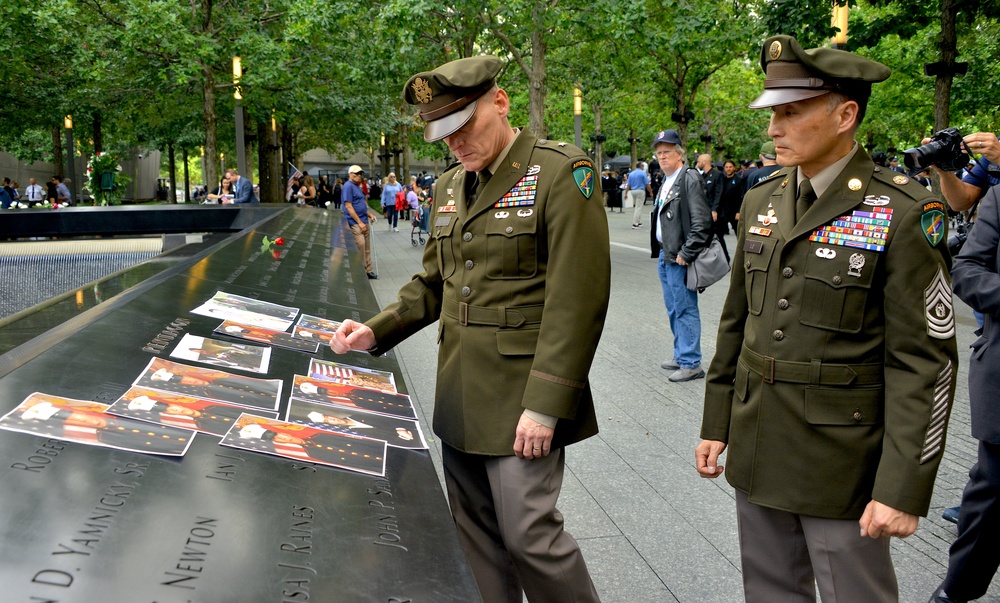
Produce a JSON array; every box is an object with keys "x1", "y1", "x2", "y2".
[
  {"x1": 403, "y1": 56, "x2": 503, "y2": 142},
  {"x1": 749, "y1": 35, "x2": 890, "y2": 109}
]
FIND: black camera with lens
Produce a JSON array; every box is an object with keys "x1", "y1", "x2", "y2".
[{"x1": 902, "y1": 128, "x2": 971, "y2": 174}]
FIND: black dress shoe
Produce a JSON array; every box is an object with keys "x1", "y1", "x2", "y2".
[
  {"x1": 942, "y1": 505, "x2": 960, "y2": 524},
  {"x1": 367, "y1": 272, "x2": 378, "y2": 279},
  {"x1": 929, "y1": 585, "x2": 963, "y2": 603}
]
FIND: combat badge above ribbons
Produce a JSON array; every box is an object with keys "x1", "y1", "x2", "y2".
[
  {"x1": 572, "y1": 159, "x2": 595, "y2": 199},
  {"x1": 921, "y1": 201, "x2": 947, "y2": 246},
  {"x1": 924, "y1": 265, "x2": 955, "y2": 340}
]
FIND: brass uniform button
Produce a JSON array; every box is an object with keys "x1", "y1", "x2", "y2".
[
  {"x1": 505, "y1": 226, "x2": 513, "y2": 234},
  {"x1": 461, "y1": 286, "x2": 472, "y2": 297},
  {"x1": 465, "y1": 260, "x2": 474, "y2": 270},
  {"x1": 853, "y1": 410, "x2": 863, "y2": 422},
  {"x1": 463, "y1": 232, "x2": 473, "y2": 242},
  {"x1": 777, "y1": 299, "x2": 789, "y2": 310},
  {"x1": 782, "y1": 267, "x2": 794, "y2": 278},
  {"x1": 832, "y1": 275, "x2": 843, "y2": 285},
  {"x1": 773, "y1": 330, "x2": 784, "y2": 341}
]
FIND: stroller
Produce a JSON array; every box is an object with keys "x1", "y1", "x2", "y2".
[{"x1": 410, "y1": 203, "x2": 430, "y2": 246}]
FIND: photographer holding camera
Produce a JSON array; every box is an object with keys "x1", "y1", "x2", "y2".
[{"x1": 914, "y1": 130, "x2": 1000, "y2": 212}]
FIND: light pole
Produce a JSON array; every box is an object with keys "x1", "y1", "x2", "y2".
[
  {"x1": 831, "y1": 2, "x2": 848, "y2": 49},
  {"x1": 64, "y1": 115, "x2": 77, "y2": 204},
  {"x1": 233, "y1": 56, "x2": 247, "y2": 178},
  {"x1": 573, "y1": 87, "x2": 583, "y2": 149}
]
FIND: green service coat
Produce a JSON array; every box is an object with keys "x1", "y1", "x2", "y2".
[
  {"x1": 701, "y1": 149, "x2": 958, "y2": 519},
  {"x1": 366, "y1": 129, "x2": 610, "y2": 456}
]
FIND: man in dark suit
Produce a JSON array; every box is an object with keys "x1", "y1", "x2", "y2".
[
  {"x1": 224, "y1": 168, "x2": 257, "y2": 204},
  {"x1": 329, "y1": 55, "x2": 608, "y2": 602},
  {"x1": 697, "y1": 153, "x2": 728, "y2": 262},
  {"x1": 931, "y1": 183, "x2": 1000, "y2": 603},
  {"x1": 696, "y1": 35, "x2": 958, "y2": 602}
]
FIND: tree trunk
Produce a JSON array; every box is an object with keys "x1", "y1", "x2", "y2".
[
  {"x1": 243, "y1": 115, "x2": 254, "y2": 182},
  {"x1": 933, "y1": 0, "x2": 957, "y2": 133},
  {"x1": 202, "y1": 63, "x2": 218, "y2": 194},
  {"x1": 52, "y1": 126, "x2": 64, "y2": 180},
  {"x1": 93, "y1": 112, "x2": 102, "y2": 154},
  {"x1": 630, "y1": 129, "x2": 638, "y2": 170},
  {"x1": 183, "y1": 148, "x2": 190, "y2": 203},
  {"x1": 401, "y1": 126, "x2": 410, "y2": 183},
  {"x1": 168, "y1": 142, "x2": 177, "y2": 204},
  {"x1": 593, "y1": 104, "x2": 604, "y2": 170},
  {"x1": 257, "y1": 120, "x2": 281, "y2": 203},
  {"x1": 528, "y1": 8, "x2": 548, "y2": 138}
]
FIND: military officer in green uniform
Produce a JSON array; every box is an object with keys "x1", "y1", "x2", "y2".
[
  {"x1": 331, "y1": 56, "x2": 609, "y2": 603},
  {"x1": 694, "y1": 35, "x2": 958, "y2": 602}
]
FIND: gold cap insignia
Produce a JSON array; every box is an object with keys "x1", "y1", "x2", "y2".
[
  {"x1": 769, "y1": 40, "x2": 782, "y2": 61},
  {"x1": 893, "y1": 175, "x2": 909, "y2": 185},
  {"x1": 848, "y1": 178, "x2": 862, "y2": 191},
  {"x1": 411, "y1": 77, "x2": 433, "y2": 104}
]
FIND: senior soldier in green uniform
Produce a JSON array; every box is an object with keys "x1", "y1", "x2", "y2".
[
  {"x1": 695, "y1": 35, "x2": 958, "y2": 602},
  {"x1": 331, "y1": 55, "x2": 609, "y2": 603}
]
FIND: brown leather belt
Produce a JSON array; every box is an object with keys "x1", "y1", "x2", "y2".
[
  {"x1": 442, "y1": 297, "x2": 544, "y2": 327},
  {"x1": 739, "y1": 346, "x2": 883, "y2": 386}
]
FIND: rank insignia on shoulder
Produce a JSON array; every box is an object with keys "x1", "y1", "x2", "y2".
[
  {"x1": 921, "y1": 201, "x2": 946, "y2": 246},
  {"x1": 863, "y1": 195, "x2": 890, "y2": 206},
  {"x1": 573, "y1": 161, "x2": 595, "y2": 199},
  {"x1": 893, "y1": 175, "x2": 909, "y2": 185}
]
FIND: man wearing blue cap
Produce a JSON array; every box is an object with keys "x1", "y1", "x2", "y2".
[
  {"x1": 695, "y1": 35, "x2": 958, "y2": 601},
  {"x1": 648, "y1": 129, "x2": 712, "y2": 382},
  {"x1": 330, "y1": 55, "x2": 608, "y2": 602}
]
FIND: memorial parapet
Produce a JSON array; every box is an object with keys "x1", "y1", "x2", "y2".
[{"x1": 0, "y1": 206, "x2": 481, "y2": 602}]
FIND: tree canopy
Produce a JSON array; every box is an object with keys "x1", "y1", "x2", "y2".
[{"x1": 1, "y1": 0, "x2": 996, "y2": 189}]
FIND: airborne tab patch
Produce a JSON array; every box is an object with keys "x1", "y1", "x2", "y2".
[
  {"x1": 921, "y1": 201, "x2": 946, "y2": 247},
  {"x1": 572, "y1": 159, "x2": 595, "y2": 199}
]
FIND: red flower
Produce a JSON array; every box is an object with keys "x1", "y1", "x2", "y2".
[
  {"x1": 274, "y1": 237, "x2": 285, "y2": 246},
  {"x1": 272, "y1": 250, "x2": 282, "y2": 260}
]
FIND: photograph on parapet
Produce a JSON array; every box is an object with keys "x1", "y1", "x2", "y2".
[
  {"x1": 286, "y1": 398, "x2": 427, "y2": 450},
  {"x1": 170, "y1": 333, "x2": 272, "y2": 374},
  {"x1": 221, "y1": 413, "x2": 387, "y2": 477},
  {"x1": 0, "y1": 392, "x2": 194, "y2": 456},
  {"x1": 213, "y1": 320, "x2": 320, "y2": 353},
  {"x1": 292, "y1": 324, "x2": 338, "y2": 343},
  {"x1": 296, "y1": 314, "x2": 344, "y2": 334},
  {"x1": 107, "y1": 386, "x2": 277, "y2": 438},
  {"x1": 307, "y1": 359, "x2": 397, "y2": 392},
  {"x1": 133, "y1": 357, "x2": 282, "y2": 411},
  {"x1": 191, "y1": 291, "x2": 299, "y2": 331},
  {"x1": 290, "y1": 375, "x2": 417, "y2": 420}
]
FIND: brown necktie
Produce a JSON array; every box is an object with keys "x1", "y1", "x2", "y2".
[
  {"x1": 795, "y1": 179, "x2": 815, "y2": 222},
  {"x1": 473, "y1": 169, "x2": 491, "y2": 206}
]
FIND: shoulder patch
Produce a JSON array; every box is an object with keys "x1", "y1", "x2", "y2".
[
  {"x1": 921, "y1": 201, "x2": 946, "y2": 246},
  {"x1": 573, "y1": 161, "x2": 595, "y2": 199}
]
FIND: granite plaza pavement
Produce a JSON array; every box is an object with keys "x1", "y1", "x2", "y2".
[{"x1": 357, "y1": 202, "x2": 998, "y2": 602}]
